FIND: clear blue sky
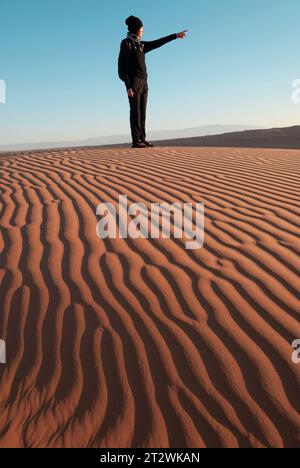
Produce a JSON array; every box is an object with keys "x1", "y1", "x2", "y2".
[{"x1": 0, "y1": 0, "x2": 299, "y2": 145}]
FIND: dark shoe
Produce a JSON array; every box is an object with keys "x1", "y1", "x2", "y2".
[
  {"x1": 132, "y1": 142, "x2": 147, "y2": 148},
  {"x1": 140, "y1": 140, "x2": 154, "y2": 147}
]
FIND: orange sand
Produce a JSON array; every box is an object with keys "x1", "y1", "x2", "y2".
[{"x1": 0, "y1": 146, "x2": 299, "y2": 448}]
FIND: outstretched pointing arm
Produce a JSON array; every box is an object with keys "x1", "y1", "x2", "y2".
[{"x1": 142, "y1": 30, "x2": 187, "y2": 54}]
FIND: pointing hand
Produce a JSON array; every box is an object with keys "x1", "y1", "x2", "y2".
[{"x1": 176, "y1": 30, "x2": 188, "y2": 39}]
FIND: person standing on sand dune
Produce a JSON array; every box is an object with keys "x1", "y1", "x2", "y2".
[{"x1": 118, "y1": 15, "x2": 188, "y2": 148}]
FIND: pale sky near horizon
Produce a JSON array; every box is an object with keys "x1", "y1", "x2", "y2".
[{"x1": 0, "y1": 0, "x2": 300, "y2": 145}]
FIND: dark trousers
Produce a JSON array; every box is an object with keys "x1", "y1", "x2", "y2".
[{"x1": 128, "y1": 80, "x2": 148, "y2": 144}]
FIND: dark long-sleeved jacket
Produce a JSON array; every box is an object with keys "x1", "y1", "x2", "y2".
[{"x1": 118, "y1": 33, "x2": 177, "y2": 90}]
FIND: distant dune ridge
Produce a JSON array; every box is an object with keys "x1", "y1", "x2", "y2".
[
  {"x1": 2, "y1": 126, "x2": 300, "y2": 153},
  {"x1": 0, "y1": 145, "x2": 299, "y2": 448},
  {"x1": 101, "y1": 126, "x2": 300, "y2": 150},
  {"x1": 150, "y1": 126, "x2": 300, "y2": 149},
  {"x1": 0, "y1": 125, "x2": 259, "y2": 152}
]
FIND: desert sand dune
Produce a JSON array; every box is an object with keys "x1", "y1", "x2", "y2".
[{"x1": 0, "y1": 146, "x2": 299, "y2": 448}]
